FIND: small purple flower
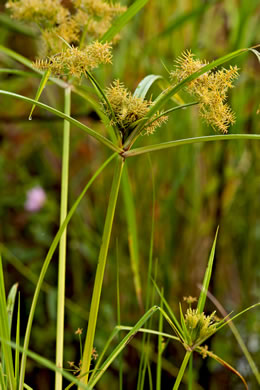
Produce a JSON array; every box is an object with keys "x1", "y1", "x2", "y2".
[{"x1": 25, "y1": 186, "x2": 46, "y2": 212}]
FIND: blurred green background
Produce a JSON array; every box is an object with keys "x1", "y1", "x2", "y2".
[{"x1": 0, "y1": 0, "x2": 260, "y2": 389}]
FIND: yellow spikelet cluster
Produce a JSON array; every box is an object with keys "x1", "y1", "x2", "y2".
[
  {"x1": 34, "y1": 42, "x2": 112, "y2": 79},
  {"x1": 171, "y1": 50, "x2": 239, "y2": 133},
  {"x1": 6, "y1": 0, "x2": 68, "y2": 27},
  {"x1": 105, "y1": 80, "x2": 167, "y2": 138},
  {"x1": 6, "y1": 0, "x2": 126, "y2": 77},
  {"x1": 73, "y1": 0, "x2": 127, "y2": 40},
  {"x1": 184, "y1": 308, "x2": 219, "y2": 347}
]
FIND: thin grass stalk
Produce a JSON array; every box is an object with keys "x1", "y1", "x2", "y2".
[
  {"x1": 55, "y1": 86, "x2": 71, "y2": 390},
  {"x1": 188, "y1": 353, "x2": 193, "y2": 390},
  {"x1": 79, "y1": 155, "x2": 125, "y2": 386},
  {"x1": 123, "y1": 134, "x2": 260, "y2": 158},
  {"x1": 116, "y1": 241, "x2": 123, "y2": 390},
  {"x1": 0, "y1": 255, "x2": 16, "y2": 390},
  {"x1": 172, "y1": 351, "x2": 192, "y2": 390},
  {"x1": 15, "y1": 294, "x2": 20, "y2": 389},
  {"x1": 156, "y1": 289, "x2": 164, "y2": 390}
]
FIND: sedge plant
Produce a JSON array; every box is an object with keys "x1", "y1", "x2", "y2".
[{"x1": 0, "y1": 0, "x2": 259, "y2": 389}]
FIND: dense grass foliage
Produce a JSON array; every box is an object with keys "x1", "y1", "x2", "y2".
[{"x1": 0, "y1": 0, "x2": 259, "y2": 389}]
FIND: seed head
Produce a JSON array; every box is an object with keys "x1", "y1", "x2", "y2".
[
  {"x1": 6, "y1": 0, "x2": 68, "y2": 28},
  {"x1": 171, "y1": 50, "x2": 239, "y2": 133},
  {"x1": 184, "y1": 308, "x2": 219, "y2": 347},
  {"x1": 104, "y1": 80, "x2": 167, "y2": 138},
  {"x1": 34, "y1": 42, "x2": 112, "y2": 78}
]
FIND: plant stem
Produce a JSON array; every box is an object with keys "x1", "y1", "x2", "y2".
[
  {"x1": 79, "y1": 155, "x2": 124, "y2": 387},
  {"x1": 172, "y1": 351, "x2": 192, "y2": 390},
  {"x1": 123, "y1": 134, "x2": 260, "y2": 158},
  {"x1": 55, "y1": 86, "x2": 71, "y2": 390}
]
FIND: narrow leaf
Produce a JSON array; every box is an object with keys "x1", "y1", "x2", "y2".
[
  {"x1": 123, "y1": 134, "x2": 260, "y2": 158},
  {"x1": 0, "y1": 90, "x2": 121, "y2": 153},
  {"x1": 101, "y1": 0, "x2": 149, "y2": 43},
  {"x1": 29, "y1": 69, "x2": 51, "y2": 120},
  {"x1": 133, "y1": 75, "x2": 163, "y2": 99},
  {"x1": 197, "y1": 228, "x2": 219, "y2": 313},
  {"x1": 6, "y1": 283, "x2": 18, "y2": 335},
  {"x1": 87, "y1": 306, "x2": 159, "y2": 389},
  {"x1": 152, "y1": 279, "x2": 183, "y2": 336},
  {"x1": 0, "y1": 255, "x2": 16, "y2": 390}
]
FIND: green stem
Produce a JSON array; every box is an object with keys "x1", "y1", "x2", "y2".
[
  {"x1": 55, "y1": 87, "x2": 71, "y2": 390},
  {"x1": 188, "y1": 353, "x2": 193, "y2": 390},
  {"x1": 172, "y1": 351, "x2": 192, "y2": 390},
  {"x1": 123, "y1": 134, "x2": 260, "y2": 158},
  {"x1": 79, "y1": 156, "x2": 125, "y2": 386}
]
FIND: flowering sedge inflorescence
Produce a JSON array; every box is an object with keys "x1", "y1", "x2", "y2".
[
  {"x1": 183, "y1": 308, "x2": 219, "y2": 348},
  {"x1": 6, "y1": 0, "x2": 126, "y2": 78},
  {"x1": 104, "y1": 80, "x2": 168, "y2": 140},
  {"x1": 171, "y1": 50, "x2": 239, "y2": 134}
]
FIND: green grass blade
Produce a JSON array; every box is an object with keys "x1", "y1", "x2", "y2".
[
  {"x1": 156, "y1": 2, "x2": 212, "y2": 39},
  {"x1": 121, "y1": 166, "x2": 142, "y2": 307},
  {"x1": 6, "y1": 283, "x2": 18, "y2": 336},
  {"x1": 0, "y1": 364, "x2": 7, "y2": 390},
  {"x1": 87, "y1": 306, "x2": 160, "y2": 389},
  {"x1": 133, "y1": 75, "x2": 163, "y2": 99},
  {"x1": 152, "y1": 280, "x2": 183, "y2": 336},
  {"x1": 123, "y1": 134, "x2": 260, "y2": 158},
  {"x1": 0, "y1": 45, "x2": 67, "y2": 88},
  {"x1": 100, "y1": 0, "x2": 149, "y2": 43},
  {"x1": 197, "y1": 228, "x2": 219, "y2": 313},
  {"x1": 0, "y1": 255, "x2": 16, "y2": 390},
  {"x1": 157, "y1": 307, "x2": 184, "y2": 343},
  {"x1": 0, "y1": 69, "x2": 38, "y2": 78},
  {"x1": 0, "y1": 90, "x2": 121, "y2": 153},
  {"x1": 172, "y1": 351, "x2": 192, "y2": 390},
  {"x1": 89, "y1": 328, "x2": 120, "y2": 382},
  {"x1": 15, "y1": 294, "x2": 20, "y2": 389},
  {"x1": 116, "y1": 326, "x2": 180, "y2": 342},
  {"x1": 188, "y1": 354, "x2": 193, "y2": 390},
  {"x1": 156, "y1": 289, "x2": 164, "y2": 390},
  {"x1": 216, "y1": 303, "x2": 260, "y2": 333},
  {"x1": 80, "y1": 156, "x2": 124, "y2": 386},
  {"x1": 0, "y1": 14, "x2": 37, "y2": 37},
  {"x1": 116, "y1": 242, "x2": 123, "y2": 390},
  {"x1": 28, "y1": 69, "x2": 51, "y2": 120},
  {"x1": 18, "y1": 153, "x2": 117, "y2": 390},
  {"x1": 85, "y1": 71, "x2": 120, "y2": 141}
]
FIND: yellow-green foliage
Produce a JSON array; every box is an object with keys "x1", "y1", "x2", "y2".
[{"x1": 171, "y1": 50, "x2": 239, "y2": 133}]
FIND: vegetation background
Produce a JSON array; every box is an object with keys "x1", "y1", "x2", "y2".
[{"x1": 0, "y1": 0, "x2": 259, "y2": 389}]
